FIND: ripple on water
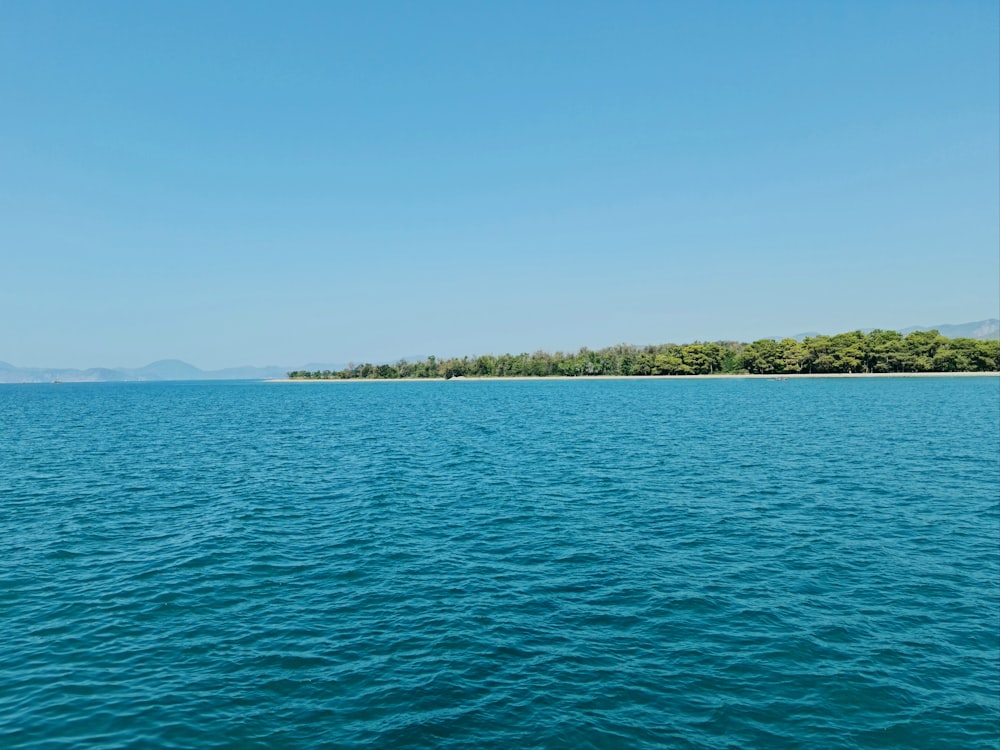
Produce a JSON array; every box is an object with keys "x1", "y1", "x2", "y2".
[{"x1": 0, "y1": 378, "x2": 997, "y2": 749}]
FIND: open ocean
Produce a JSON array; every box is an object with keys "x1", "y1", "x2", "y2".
[{"x1": 1, "y1": 377, "x2": 998, "y2": 749}]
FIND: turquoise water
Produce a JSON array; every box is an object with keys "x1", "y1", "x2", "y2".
[{"x1": 1, "y1": 378, "x2": 997, "y2": 749}]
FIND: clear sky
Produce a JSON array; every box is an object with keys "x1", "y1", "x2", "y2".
[{"x1": 2, "y1": 1, "x2": 997, "y2": 369}]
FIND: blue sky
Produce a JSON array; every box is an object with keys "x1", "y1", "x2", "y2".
[{"x1": 2, "y1": 1, "x2": 997, "y2": 369}]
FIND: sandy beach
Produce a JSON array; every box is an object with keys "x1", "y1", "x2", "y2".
[{"x1": 268, "y1": 371, "x2": 999, "y2": 382}]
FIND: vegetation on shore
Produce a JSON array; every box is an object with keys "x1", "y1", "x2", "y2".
[{"x1": 288, "y1": 330, "x2": 1000, "y2": 380}]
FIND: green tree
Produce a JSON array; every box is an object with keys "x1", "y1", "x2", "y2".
[
  {"x1": 720, "y1": 346, "x2": 742, "y2": 373},
  {"x1": 473, "y1": 355, "x2": 497, "y2": 377},
  {"x1": 863, "y1": 330, "x2": 904, "y2": 372},
  {"x1": 903, "y1": 330, "x2": 944, "y2": 372},
  {"x1": 682, "y1": 344, "x2": 713, "y2": 374},
  {"x1": 778, "y1": 338, "x2": 807, "y2": 373},
  {"x1": 829, "y1": 331, "x2": 865, "y2": 373},
  {"x1": 634, "y1": 352, "x2": 654, "y2": 375},
  {"x1": 972, "y1": 339, "x2": 1000, "y2": 371},
  {"x1": 803, "y1": 335, "x2": 835, "y2": 373},
  {"x1": 741, "y1": 339, "x2": 782, "y2": 374}
]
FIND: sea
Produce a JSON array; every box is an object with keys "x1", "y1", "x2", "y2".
[{"x1": 1, "y1": 377, "x2": 997, "y2": 749}]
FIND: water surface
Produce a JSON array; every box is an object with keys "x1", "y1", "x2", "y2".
[{"x1": 1, "y1": 378, "x2": 997, "y2": 748}]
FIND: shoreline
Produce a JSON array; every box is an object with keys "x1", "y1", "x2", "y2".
[{"x1": 267, "y1": 371, "x2": 1000, "y2": 382}]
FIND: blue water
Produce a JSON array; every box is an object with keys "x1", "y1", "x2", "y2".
[{"x1": 1, "y1": 378, "x2": 997, "y2": 749}]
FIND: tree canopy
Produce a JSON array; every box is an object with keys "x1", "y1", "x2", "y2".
[{"x1": 288, "y1": 330, "x2": 999, "y2": 380}]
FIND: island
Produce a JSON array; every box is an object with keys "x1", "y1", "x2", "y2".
[{"x1": 287, "y1": 329, "x2": 1000, "y2": 380}]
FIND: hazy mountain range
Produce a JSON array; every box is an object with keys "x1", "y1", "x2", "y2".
[
  {"x1": 0, "y1": 359, "x2": 347, "y2": 385},
  {"x1": 2, "y1": 320, "x2": 997, "y2": 383}
]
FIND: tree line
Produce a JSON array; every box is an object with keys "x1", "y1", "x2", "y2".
[{"x1": 288, "y1": 330, "x2": 1000, "y2": 380}]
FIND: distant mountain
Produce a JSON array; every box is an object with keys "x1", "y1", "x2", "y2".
[
  {"x1": 898, "y1": 319, "x2": 999, "y2": 340},
  {"x1": 785, "y1": 319, "x2": 999, "y2": 342},
  {"x1": 128, "y1": 359, "x2": 204, "y2": 381},
  {"x1": 0, "y1": 359, "x2": 293, "y2": 384},
  {"x1": 0, "y1": 365, "x2": 124, "y2": 384},
  {"x1": 298, "y1": 362, "x2": 348, "y2": 373}
]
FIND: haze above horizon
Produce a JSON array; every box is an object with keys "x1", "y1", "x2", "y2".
[{"x1": 2, "y1": 2, "x2": 998, "y2": 370}]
